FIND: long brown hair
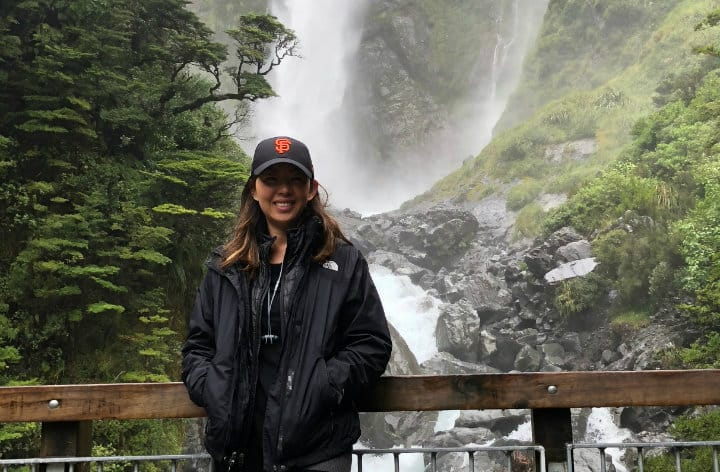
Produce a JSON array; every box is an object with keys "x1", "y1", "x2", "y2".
[{"x1": 220, "y1": 175, "x2": 350, "y2": 272}]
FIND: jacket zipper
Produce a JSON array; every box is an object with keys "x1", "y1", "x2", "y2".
[
  {"x1": 224, "y1": 266, "x2": 266, "y2": 459},
  {"x1": 244, "y1": 264, "x2": 268, "y2": 449},
  {"x1": 275, "y1": 263, "x2": 309, "y2": 459}
]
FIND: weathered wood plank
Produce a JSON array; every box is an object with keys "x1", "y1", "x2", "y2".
[
  {"x1": 0, "y1": 382, "x2": 206, "y2": 422},
  {"x1": 2, "y1": 370, "x2": 720, "y2": 422},
  {"x1": 358, "y1": 370, "x2": 720, "y2": 411}
]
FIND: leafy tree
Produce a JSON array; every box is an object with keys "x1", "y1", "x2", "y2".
[
  {"x1": 675, "y1": 163, "x2": 720, "y2": 332},
  {"x1": 0, "y1": 0, "x2": 295, "y2": 456}
]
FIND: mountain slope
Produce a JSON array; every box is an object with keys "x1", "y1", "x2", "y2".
[{"x1": 411, "y1": 0, "x2": 720, "y2": 216}]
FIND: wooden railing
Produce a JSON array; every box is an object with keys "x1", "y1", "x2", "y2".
[{"x1": 3, "y1": 370, "x2": 720, "y2": 469}]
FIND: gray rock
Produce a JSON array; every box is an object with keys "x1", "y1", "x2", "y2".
[
  {"x1": 556, "y1": 240, "x2": 593, "y2": 262},
  {"x1": 367, "y1": 249, "x2": 431, "y2": 284},
  {"x1": 544, "y1": 138, "x2": 598, "y2": 163},
  {"x1": 422, "y1": 351, "x2": 500, "y2": 375},
  {"x1": 544, "y1": 258, "x2": 598, "y2": 284},
  {"x1": 386, "y1": 322, "x2": 423, "y2": 376},
  {"x1": 514, "y1": 345, "x2": 542, "y2": 371},
  {"x1": 541, "y1": 342, "x2": 567, "y2": 368},
  {"x1": 482, "y1": 332, "x2": 522, "y2": 371},
  {"x1": 435, "y1": 299, "x2": 480, "y2": 362},
  {"x1": 455, "y1": 410, "x2": 529, "y2": 436},
  {"x1": 571, "y1": 447, "x2": 617, "y2": 472}
]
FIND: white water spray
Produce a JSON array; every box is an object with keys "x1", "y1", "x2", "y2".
[
  {"x1": 370, "y1": 265, "x2": 443, "y2": 364},
  {"x1": 585, "y1": 408, "x2": 632, "y2": 472},
  {"x1": 446, "y1": 0, "x2": 541, "y2": 178},
  {"x1": 249, "y1": 0, "x2": 368, "y2": 209},
  {"x1": 249, "y1": 1, "x2": 547, "y2": 215}
]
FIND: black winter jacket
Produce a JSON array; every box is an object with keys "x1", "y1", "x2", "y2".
[{"x1": 181, "y1": 216, "x2": 392, "y2": 471}]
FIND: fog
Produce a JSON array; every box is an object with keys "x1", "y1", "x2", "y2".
[{"x1": 247, "y1": 0, "x2": 547, "y2": 215}]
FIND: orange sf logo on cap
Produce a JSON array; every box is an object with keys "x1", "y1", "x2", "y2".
[{"x1": 275, "y1": 138, "x2": 292, "y2": 154}]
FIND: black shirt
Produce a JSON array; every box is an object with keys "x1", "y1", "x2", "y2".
[{"x1": 247, "y1": 263, "x2": 283, "y2": 470}]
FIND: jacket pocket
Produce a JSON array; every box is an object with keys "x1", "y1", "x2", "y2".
[
  {"x1": 279, "y1": 358, "x2": 337, "y2": 458},
  {"x1": 201, "y1": 363, "x2": 234, "y2": 453},
  {"x1": 185, "y1": 365, "x2": 208, "y2": 407}
]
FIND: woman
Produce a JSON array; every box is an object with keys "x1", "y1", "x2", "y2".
[{"x1": 181, "y1": 136, "x2": 392, "y2": 472}]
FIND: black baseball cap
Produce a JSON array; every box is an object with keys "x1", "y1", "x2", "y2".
[{"x1": 251, "y1": 136, "x2": 314, "y2": 180}]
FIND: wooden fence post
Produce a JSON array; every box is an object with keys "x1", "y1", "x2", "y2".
[
  {"x1": 39, "y1": 421, "x2": 92, "y2": 472},
  {"x1": 532, "y1": 408, "x2": 573, "y2": 472}
]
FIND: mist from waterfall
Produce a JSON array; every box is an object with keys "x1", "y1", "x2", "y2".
[
  {"x1": 248, "y1": 0, "x2": 369, "y2": 210},
  {"x1": 425, "y1": 0, "x2": 537, "y2": 195},
  {"x1": 248, "y1": 1, "x2": 548, "y2": 215}
]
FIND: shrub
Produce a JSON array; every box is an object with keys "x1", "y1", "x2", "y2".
[
  {"x1": 543, "y1": 162, "x2": 660, "y2": 235},
  {"x1": 645, "y1": 408, "x2": 720, "y2": 472},
  {"x1": 553, "y1": 273, "x2": 607, "y2": 318},
  {"x1": 593, "y1": 226, "x2": 675, "y2": 308},
  {"x1": 678, "y1": 332, "x2": 720, "y2": 369}
]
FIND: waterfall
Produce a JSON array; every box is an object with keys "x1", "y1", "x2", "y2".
[
  {"x1": 585, "y1": 408, "x2": 632, "y2": 472},
  {"x1": 490, "y1": 0, "x2": 520, "y2": 101},
  {"x1": 370, "y1": 265, "x2": 443, "y2": 364},
  {"x1": 249, "y1": 0, "x2": 369, "y2": 210},
  {"x1": 450, "y1": 0, "x2": 540, "y2": 179},
  {"x1": 249, "y1": 1, "x2": 548, "y2": 215}
]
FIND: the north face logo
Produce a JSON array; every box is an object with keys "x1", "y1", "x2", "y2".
[
  {"x1": 275, "y1": 137, "x2": 292, "y2": 154},
  {"x1": 322, "y1": 260, "x2": 338, "y2": 271}
]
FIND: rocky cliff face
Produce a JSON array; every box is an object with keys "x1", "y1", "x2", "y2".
[
  {"x1": 347, "y1": 0, "x2": 548, "y2": 172},
  {"x1": 335, "y1": 171, "x2": 692, "y2": 470}
]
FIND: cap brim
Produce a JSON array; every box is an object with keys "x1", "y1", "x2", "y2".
[{"x1": 253, "y1": 158, "x2": 313, "y2": 179}]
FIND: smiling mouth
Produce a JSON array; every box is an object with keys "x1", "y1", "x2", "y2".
[{"x1": 274, "y1": 201, "x2": 294, "y2": 209}]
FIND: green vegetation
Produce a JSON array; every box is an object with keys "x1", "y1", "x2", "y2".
[
  {"x1": 507, "y1": 179, "x2": 544, "y2": 211},
  {"x1": 0, "y1": 0, "x2": 294, "y2": 459},
  {"x1": 497, "y1": 0, "x2": 685, "y2": 131},
  {"x1": 541, "y1": 52, "x2": 720, "y2": 357},
  {"x1": 609, "y1": 309, "x2": 651, "y2": 340},
  {"x1": 513, "y1": 202, "x2": 546, "y2": 240},
  {"x1": 553, "y1": 273, "x2": 607, "y2": 319},
  {"x1": 644, "y1": 409, "x2": 720, "y2": 471},
  {"x1": 543, "y1": 5, "x2": 720, "y2": 453}
]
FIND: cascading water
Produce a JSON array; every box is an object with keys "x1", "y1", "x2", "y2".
[
  {"x1": 584, "y1": 408, "x2": 632, "y2": 472},
  {"x1": 244, "y1": 2, "x2": 638, "y2": 471},
  {"x1": 443, "y1": 0, "x2": 542, "y2": 191},
  {"x1": 249, "y1": 0, "x2": 369, "y2": 211},
  {"x1": 250, "y1": 1, "x2": 547, "y2": 215},
  {"x1": 490, "y1": 0, "x2": 520, "y2": 101}
]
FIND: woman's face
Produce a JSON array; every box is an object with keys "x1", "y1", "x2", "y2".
[{"x1": 252, "y1": 163, "x2": 318, "y2": 235}]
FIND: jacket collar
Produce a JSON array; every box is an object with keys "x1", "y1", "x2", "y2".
[
  {"x1": 204, "y1": 210, "x2": 323, "y2": 275},
  {"x1": 256, "y1": 211, "x2": 322, "y2": 266}
]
